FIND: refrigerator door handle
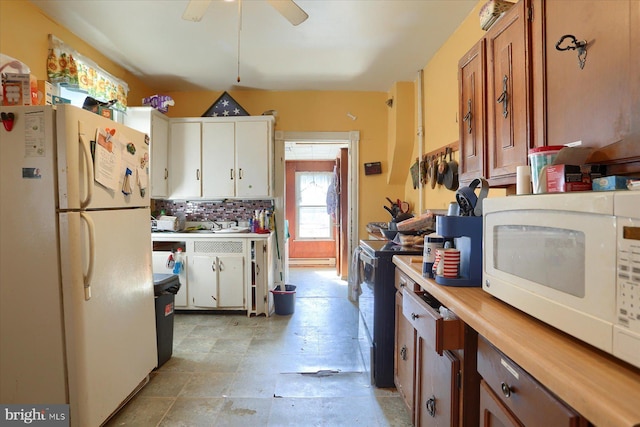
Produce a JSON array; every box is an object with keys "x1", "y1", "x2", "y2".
[
  {"x1": 80, "y1": 212, "x2": 95, "y2": 300},
  {"x1": 78, "y1": 121, "x2": 94, "y2": 209}
]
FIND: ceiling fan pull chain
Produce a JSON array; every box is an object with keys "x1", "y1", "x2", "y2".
[{"x1": 237, "y1": 0, "x2": 242, "y2": 83}]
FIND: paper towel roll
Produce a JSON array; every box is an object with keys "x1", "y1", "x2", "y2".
[{"x1": 516, "y1": 165, "x2": 532, "y2": 195}]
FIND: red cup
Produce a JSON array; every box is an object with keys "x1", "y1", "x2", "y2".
[{"x1": 441, "y1": 249, "x2": 460, "y2": 278}]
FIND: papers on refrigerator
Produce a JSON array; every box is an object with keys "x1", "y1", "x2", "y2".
[{"x1": 94, "y1": 128, "x2": 122, "y2": 191}]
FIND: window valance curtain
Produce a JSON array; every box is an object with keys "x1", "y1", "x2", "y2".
[{"x1": 46, "y1": 34, "x2": 128, "y2": 111}]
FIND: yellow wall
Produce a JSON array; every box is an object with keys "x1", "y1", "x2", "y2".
[
  {"x1": 0, "y1": 0, "x2": 403, "y2": 239},
  {"x1": 163, "y1": 89, "x2": 405, "y2": 237},
  {"x1": 2, "y1": 0, "x2": 503, "y2": 238},
  {"x1": 386, "y1": 81, "x2": 416, "y2": 187},
  {"x1": 0, "y1": 0, "x2": 153, "y2": 105},
  {"x1": 403, "y1": 1, "x2": 506, "y2": 213}
]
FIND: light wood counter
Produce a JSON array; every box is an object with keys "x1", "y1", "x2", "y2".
[{"x1": 393, "y1": 255, "x2": 640, "y2": 427}]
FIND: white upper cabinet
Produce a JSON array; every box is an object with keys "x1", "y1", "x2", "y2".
[
  {"x1": 202, "y1": 122, "x2": 236, "y2": 198},
  {"x1": 169, "y1": 116, "x2": 274, "y2": 200},
  {"x1": 123, "y1": 107, "x2": 170, "y2": 198},
  {"x1": 169, "y1": 121, "x2": 202, "y2": 199},
  {"x1": 235, "y1": 120, "x2": 271, "y2": 197}
]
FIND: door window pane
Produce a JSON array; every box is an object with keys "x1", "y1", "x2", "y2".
[{"x1": 296, "y1": 172, "x2": 332, "y2": 238}]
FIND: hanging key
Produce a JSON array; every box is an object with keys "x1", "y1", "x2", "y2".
[{"x1": 555, "y1": 34, "x2": 588, "y2": 69}]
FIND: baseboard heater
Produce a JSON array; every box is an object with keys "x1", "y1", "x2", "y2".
[{"x1": 289, "y1": 258, "x2": 336, "y2": 266}]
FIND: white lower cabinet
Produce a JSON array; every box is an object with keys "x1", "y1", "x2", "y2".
[
  {"x1": 249, "y1": 235, "x2": 276, "y2": 317},
  {"x1": 189, "y1": 240, "x2": 245, "y2": 309},
  {"x1": 151, "y1": 235, "x2": 274, "y2": 315}
]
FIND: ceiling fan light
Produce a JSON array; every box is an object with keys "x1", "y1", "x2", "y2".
[{"x1": 182, "y1": 0, "x2": 212, "y2": 22}]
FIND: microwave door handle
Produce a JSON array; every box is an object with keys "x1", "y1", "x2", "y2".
[
  {"x1": 78, "y1": 121, "x2": 94, "y2": 209},
  {"x1": 80, "y1": 212, "x2": 95, "y2": 301}
]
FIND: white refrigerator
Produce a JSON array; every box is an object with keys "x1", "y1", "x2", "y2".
[{"x1": 0, "y1": 105, "x2": 157, "y2": 426}]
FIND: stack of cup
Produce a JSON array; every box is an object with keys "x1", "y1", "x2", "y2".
[
  {"x1": 441, "y1": 249, "x2": 461, "y2": 278},
  {"x1": 423, "y1": 233, "x2": 444, "y2": 278}
]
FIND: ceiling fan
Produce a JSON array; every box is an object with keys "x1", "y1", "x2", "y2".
[{"x1": 182, "y1": 0, "x2": 309, "y2": 26}]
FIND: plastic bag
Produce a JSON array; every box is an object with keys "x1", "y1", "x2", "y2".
[{"x1": 0, "y1": 53, "x2": 30, "y2": 74}]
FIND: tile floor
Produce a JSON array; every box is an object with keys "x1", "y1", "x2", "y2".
[{"x1": 106, "y1": 267, "x2": 412, "y2": 427}]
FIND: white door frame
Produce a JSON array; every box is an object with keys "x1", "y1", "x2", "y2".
[{"x1": 274, "y1": 131, "x2": 359, "y2": 283}]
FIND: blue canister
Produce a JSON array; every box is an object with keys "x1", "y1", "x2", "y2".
[{"x1": 423, "y1": 233, "x2": 444, "y2": 278}]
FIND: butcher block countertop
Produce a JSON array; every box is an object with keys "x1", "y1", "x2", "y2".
[{"x1": 393, "y1": 255, "x2": 640, "y2": 427}]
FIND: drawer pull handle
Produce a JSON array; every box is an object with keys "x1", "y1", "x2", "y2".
[
  {"x1": 400, "y1": 345, "x2": 407, "y2": 361},
  {"x1": 462, "y1": 98, "x2": 472, "y2": 134},
  {"x1": 496, "y1": 75, "x2": 509, "y2": 118},
  {"x1": 501, "y1": 382, "x2": 512, "y2": 398},
  {"x1": 426, "y1": 395, "x2": 436, "y2": 417},
  {"x1": 411, "y1": 313, "x2": 419, "y2": 320}
]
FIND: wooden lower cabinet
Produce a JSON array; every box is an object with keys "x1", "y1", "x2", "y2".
[
  {"x1": 394, "y1": 270, "x2": 467, "y2": 426},
  {"x1": 395, "y1": 289, "x2": 416, "y2": 422},
  {"x1": 477, "y1": 336, "x2": 588, "y2": 427},
  {"x1": 416, "y1": 341, "x2": 460, "y2": 427},
  {"x1": 479, "y1": 379, "x2": 522, "y2": 427}
]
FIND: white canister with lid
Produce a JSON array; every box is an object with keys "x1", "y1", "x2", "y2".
[{"x1": 423, "y1": 233, "x2": 444, "y2": 278}]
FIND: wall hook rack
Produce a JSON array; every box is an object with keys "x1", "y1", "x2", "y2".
[{"x1": 555, "y1": 34, "x2": 588, "y2": 69}]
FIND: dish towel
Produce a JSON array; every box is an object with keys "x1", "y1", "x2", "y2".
[
  {"x1": 326, "y1": 165, "x2": 339, "y2": 219},
  {"x1": 348, "y1": 246, "x2": 363, "y2": 303}
]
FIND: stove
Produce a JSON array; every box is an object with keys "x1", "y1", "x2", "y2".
[{"x1": 357, "y1": 239, "x2": 422, "y2": 388}]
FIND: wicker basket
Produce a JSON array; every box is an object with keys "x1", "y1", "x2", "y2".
[{"x1": 479, "y1": 0, "x2": 514, "y2": 31}]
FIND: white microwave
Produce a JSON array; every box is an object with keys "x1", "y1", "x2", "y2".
[{"x1": 483, "y1": 191, "x2": 640, "y2": 369}]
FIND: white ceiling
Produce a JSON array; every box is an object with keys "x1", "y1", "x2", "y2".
[{"x1": 30, "y1": 0, "x2": 478, "y2": 93}]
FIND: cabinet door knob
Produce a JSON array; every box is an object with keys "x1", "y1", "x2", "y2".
[
  {"x1": 501, "y1": 381, "x2": 512, "y2": 398},
  {"x1": 426, "y1": 395, "x2": 436, "y2": 417},
  {"x1": 411, "y1": 313, "x2": 419, "y2": 320},
  {"x1": 400, "y1": 345, "x2": 407, "y2": 361}
]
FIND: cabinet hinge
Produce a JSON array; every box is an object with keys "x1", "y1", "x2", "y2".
[
  {"x1": 528, "y1": 4, "x2": 533, "y2": 21},
  {"x1": 457, "y1": 370, "x2": 462, "y2": 389},
  {"x1": 263, "y1": 245, "x2": 267, "y2": 253}
]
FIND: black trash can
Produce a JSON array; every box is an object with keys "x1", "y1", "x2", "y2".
[
  {"x1": 271, "y1": 284, "x2": 296, "y2": 315},
  {"x1": 153, "y1": 273, "x2": 181, "y2": 368}
]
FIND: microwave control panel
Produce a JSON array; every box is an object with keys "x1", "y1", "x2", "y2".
[{"x1": 617, "y1": 219, "x2": 640, "y2": 333}]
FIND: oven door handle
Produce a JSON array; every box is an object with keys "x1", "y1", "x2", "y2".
[{"x1": 360, "y1": 251, "x2": 377, "y2": 268}]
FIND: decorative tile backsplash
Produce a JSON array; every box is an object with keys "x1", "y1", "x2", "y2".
[{"x1": 152, "y1": 199, "x2": 274, "y2": 222}]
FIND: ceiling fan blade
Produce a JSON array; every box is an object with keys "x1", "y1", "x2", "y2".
[
  {"x1": 182, "y1": 0, "x2": 212, "y2": 22},
  {"x1": 267, "y1": 0, "x2": 308, "y2": 26}
]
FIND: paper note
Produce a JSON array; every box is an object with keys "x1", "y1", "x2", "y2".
[{"x1": 94, "y1": 128, "x2": 121, "y2": 190}]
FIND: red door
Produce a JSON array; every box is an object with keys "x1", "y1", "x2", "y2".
[{"x1": 286, "y1": 160, "x2": 336, "y2": 263}]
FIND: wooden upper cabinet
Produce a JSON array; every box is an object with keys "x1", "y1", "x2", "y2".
[
  {"x1": 531, "y1": 0, "x2": 640, "y2": 174},
  {"x1": 458, "y1": 39, "x2": 486, "y2": 187},
  {"x1": 485, "y1": 0, "x2": 531, "y2": 186}
]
